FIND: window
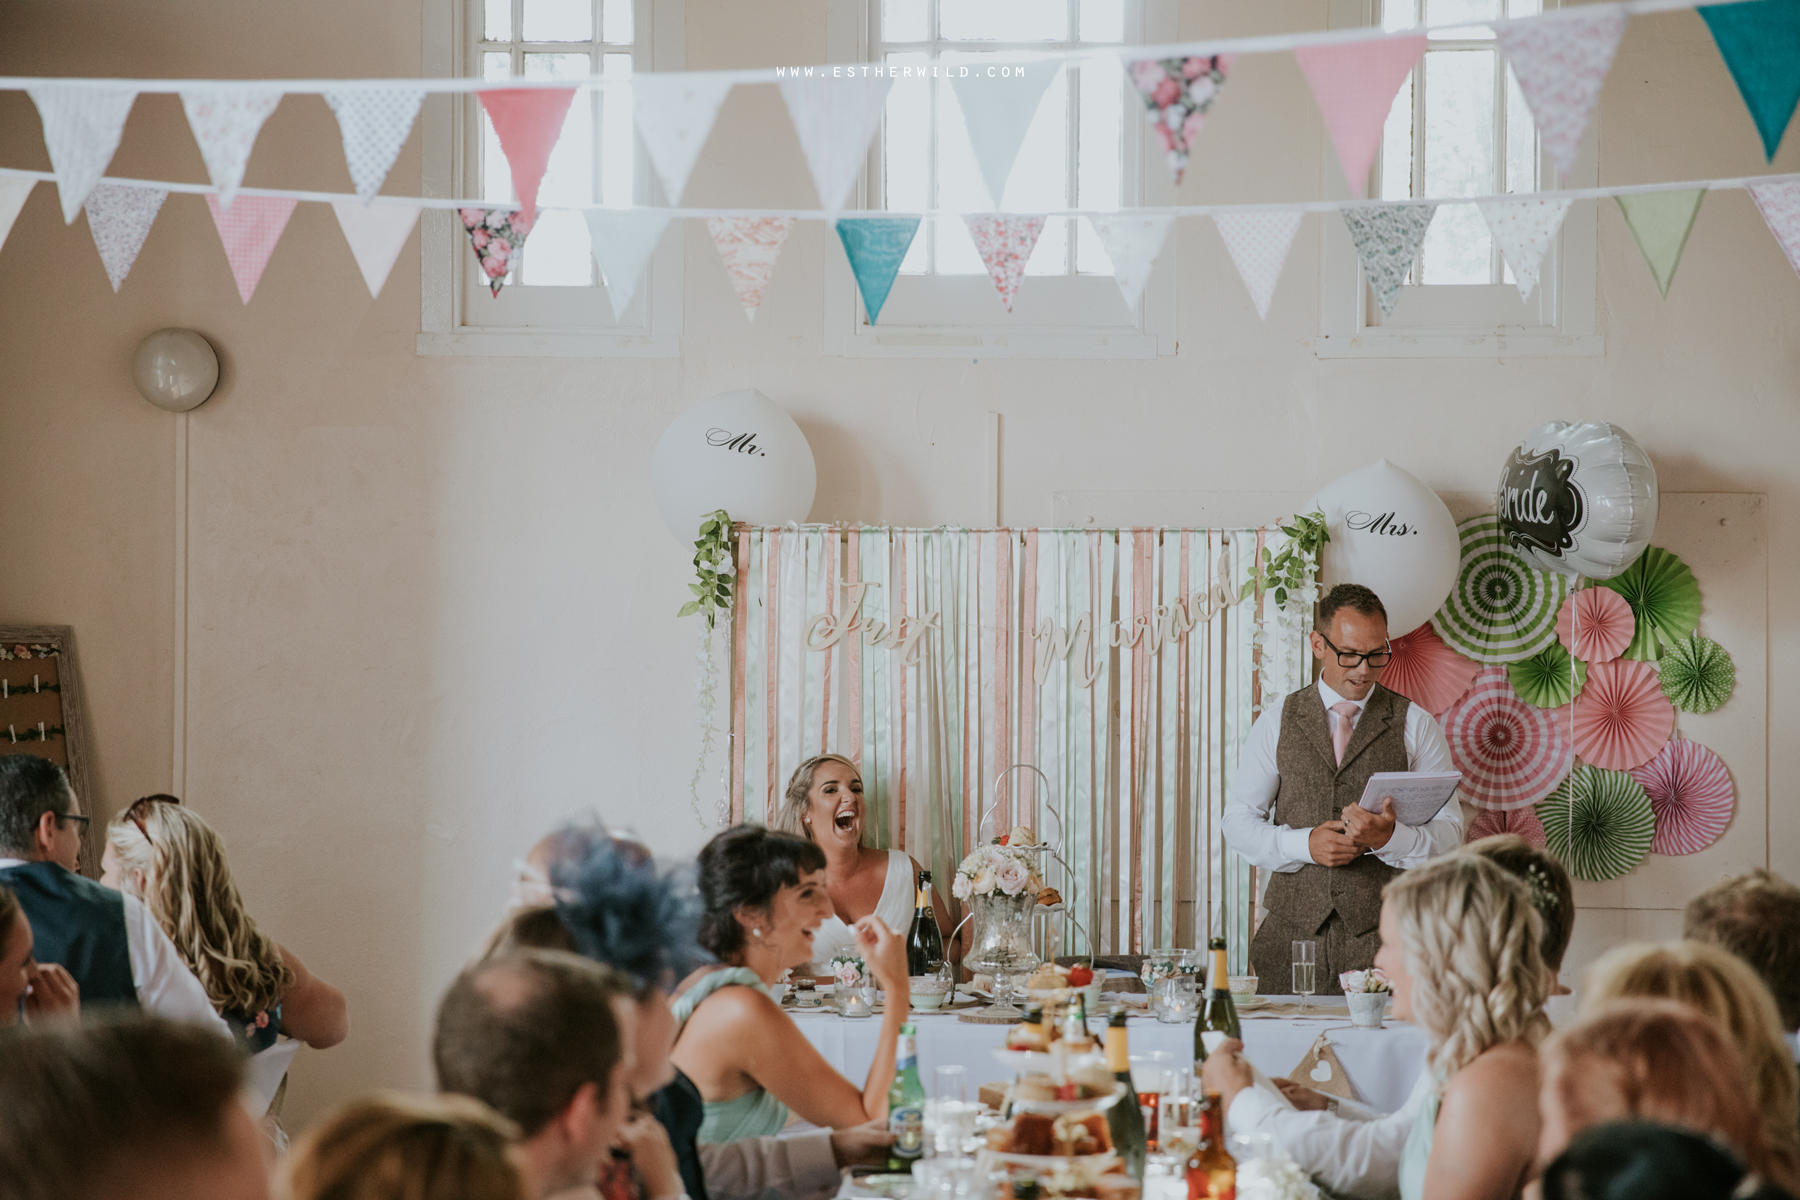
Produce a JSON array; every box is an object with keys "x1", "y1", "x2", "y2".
[
  {"x1": 1317, "y1": 0, "x2": 1599, "y2": 357},
  {"x1": 419, "y1": 0, "x2": 685, "y2": 357},
  {"x1": 823, "y1": 0, "x2": 1177, "y2": 358}
]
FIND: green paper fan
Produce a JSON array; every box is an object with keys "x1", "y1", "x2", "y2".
[
  {"x1": 1432, "y1": 514, "x2": 1570, "y2": 664},
  {"x1": 1537, "y1": 764, "x2": 1656, "y2": 882},
  {"x1": 1598, "y1": 546, "x2": 1701, "y2": 662},
  {"x1": 1508, "y1": 642, "x2": 1587, "y2": 709},
  {"x1": 1660, "y1": 634, "x2": 1736, "y2": 714}
]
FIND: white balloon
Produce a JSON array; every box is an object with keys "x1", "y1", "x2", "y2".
[
  {"x1": 1496, "y1": 421, "x2": 1658, "y2": 580},
  {"x1": 651, "y1": 389, "x2": 817, "y2": 542},
  {"x1": 1309, "y1": 459, "x2": 1461, "y2": 638}
]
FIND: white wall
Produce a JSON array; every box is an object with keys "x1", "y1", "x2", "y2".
[{"x1": 0, "y1": 0, "x2": 1795, "y2": 1127}]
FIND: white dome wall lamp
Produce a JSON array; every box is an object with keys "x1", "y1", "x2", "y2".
[{"x1": 132, "y1": 328, "x2": 219, "y2": 413}]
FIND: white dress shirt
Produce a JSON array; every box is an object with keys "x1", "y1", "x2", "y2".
[
  {"x1": 1221, "y1": 681, "x2": 1464, "y2": 872},
  {"x1": 0, "y1": 858, "x2": 230, "y2": 1035},
  {"x1": 1226, "y1": 1068, "x2": 1431, "y2": 1200}
]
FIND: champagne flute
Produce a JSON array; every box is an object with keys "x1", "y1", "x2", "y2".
[{"x1": 1292, "y1": 941, "x2": 1318, "y2": 1013}]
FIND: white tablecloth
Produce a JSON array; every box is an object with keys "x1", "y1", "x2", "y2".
[{"x1": 791, "y1": 997, "x2": 1429, "y2": 1114}]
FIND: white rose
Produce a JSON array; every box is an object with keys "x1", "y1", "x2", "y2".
[
  {"x1": 972, "y1": 866, "x2": 997, "y2": 894},
  {"x1": 996, "y1": 859, "x2": 1029, "y2": 896},
  {"x1": 952, "y1": 873, "x2": 973, "y2": 901}
]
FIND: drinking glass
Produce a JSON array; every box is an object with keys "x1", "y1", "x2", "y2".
[
  {"x1": 934, "y1": 1065, "x2": 967, "y2": 1102},
  {"x1": 1160, "y1": 1071, "x2": 1201, "y2": 1149},
  {"x1": 1153, "y1": 976, "x2": 1199, "y2": 1023},
  {"x1": 1130, "y1": 1052, "x2": 1172, "y2": 1150},
  {"x1": 1292, "y1": 941, "x2": 1318, "y2": 1013}
]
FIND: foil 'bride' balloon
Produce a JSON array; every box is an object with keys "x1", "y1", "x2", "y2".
[{"x1": 1496, "y1": 422, "x2": 1658, "y2": 580}]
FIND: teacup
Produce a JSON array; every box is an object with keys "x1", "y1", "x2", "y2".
[
  {"x1": 910, "y1": 976, "x2": 951, "y2": 1010},
  {"x1": 1228, "y1": 975, "x2": 1259, "y2": 1004}
]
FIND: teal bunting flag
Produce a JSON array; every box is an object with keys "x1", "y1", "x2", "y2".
[
  {"x1": 1700, "y1": 0, "x2": 1800, "y2": 160},
  {"x1": 835, "y1": 216, "x2": 920, "y2": 324}
]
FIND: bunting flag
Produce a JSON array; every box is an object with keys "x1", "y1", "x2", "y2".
[
  {"x1": 1127, "y1": 56, "x2": 1233, "y2": 185},
  {"x1": 84, "y1": 184, "x2": 166, "y2": 292},
  {"x1": 1616, "y1": 189, "x2": 1706, "y2": 297},
  {"x1": 835, "y1": 215, "x2": 920, "y2": 323},
  {"x1": 777, "y1": 74, "x2": 893, "y2": 214},
  {"x1": 1213, "y1": 209, "x2": 1303, "y2": 319},
  {"x1": 1699, "y1": 0, "x2": 1800, "y2": 160},
  {"x1": 205, "y1": 193, "x2": 297, "y2": 303},
  {"x1": 1341, "y1": 203, "x2": 1435, "y2": 316},
  {"x1": 583, "y1": 207, "x2": 673, "y2": 320},
  {"x1": 949, "y1": 64, "x2": 1062, "y2": 206},
  {"x1": 1477, "y1": 196, "x2": 1571, "y2": 300},
  {"x1": 331, "y1": 202, "x2": 420, "y2": 298},
  {"x1": 1294, "y1": 35, "x2": 1426, "y2": 198},
  {"x1": 478, "y1": 87, "x2": 578, "y2": 228},
  {"x1": 633, "y1": 74, "x2": 734, "y2": 205},
  {"x1": 27, "y1": 86, "x2": 138, "y2": 224},
  {"x1": 707, "y1": 215, "x2": 794, "y2": 321},
  {"x1": 1493, "y1": 9, "x2": 1625, "y2": 177},
  {"x1": 0, "y1": 178, "x2": 33, "y2": 255},
  {"x1": 460, "y1": 207, "x2": 534, "y2": 296},
  {"x1": 1749, "y1": 179, "x2": 1800, "y2": 278},
  {"x1": 324, "y1": 88, "x2": 425, "y2": 202},
  {"x1": 180, "y1": 89, "x2": 283, "y2": 210},
  {"x1": 964, "y1": 213, "x2": 1046, "y2": 312},
  {"x1": 1088, "y1": 213, "x2": 1173, "y2": 312}
]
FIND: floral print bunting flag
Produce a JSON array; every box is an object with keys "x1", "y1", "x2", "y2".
[
  {"x1": 964, "y1": 214, "x2": 1046, "y2": 313},
  {"x1": 707, "y1": 215, "x2": 795, "y2": 321},
  {"x1": 460, "y1": 207, "x2": 535, "y2": 296},
  {"x1": 1341, "y1": 203, "x2": 1436, "y2": 316},
  {"x1": 1127, "y1": 56, "x2": 1232, "y2": 185}
]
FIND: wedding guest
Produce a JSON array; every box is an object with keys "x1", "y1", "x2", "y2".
[
  {"x1": 1539, "y1": 998, "x2": 1798, "y2": 1194},
  {"x1": 1463, "y1": 834, "x2": 1576, "y2": 990},
  {"x1": 777, "y1": 755, "x2": 959, "y2": 974},
  {"x1": 101, "y1": 795, "x2": 348, "y2": 1051},
  {"x1": 0, "y1": 881, "x2": 79, "y2": 1025},
  {"x1": 670, "y1": 823, "x2": 909, "y2": 1143},
  {"x1": 0, "y1": 758, "x2": 227, "y2": 1034},
  {"x1": 1540, "y1": 1122, "x2": 1768, "y2": 1200},
  {"x1": 1580, "y1": 940, "x2": 1800, "y2": 1182},
  {"x1": 1205, "y1": 854, "x2": 1549, "y2": 1200},
  {"x1": 434, "y1": 948, "x2": 635, "y2": 1200},
  {"x1": 278, "y1": 1091, "x2": 528, "y2": 1200},
  {"x1": 0, "y1": 1015, "x2": 269, "y2": 1200},
  {"x1": 1684, "y1": 868, "x2": 1800, "y2": 1048}
]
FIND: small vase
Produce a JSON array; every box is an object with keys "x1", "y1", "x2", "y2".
[
  {"x1": 964, "y1": 890, "x2": 1039, "y2": 1019},
  {"x1": 1346, "y1": 991, "x2": 1387, "y2": 1028}
]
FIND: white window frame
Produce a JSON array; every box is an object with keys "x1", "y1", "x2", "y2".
[
  {"x1": 1316, "y1": 0, "x2": 1601, "y2": 359},
  {"x1": 419, "y1": 0, "x2": 686, "y2": 358},
  {"x1": 823, "y1": 0, "x2": 1178, "y2": 359}
]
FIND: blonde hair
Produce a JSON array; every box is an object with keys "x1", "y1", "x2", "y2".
[
  {"x1": 106, "y1": 803, "x2": 293, "y2": 1015},
  {"x1": 1382, "y1": 854, "x2": 1551, "y2": 1078},
  {"x1": 1581, "y1": 940, "x2": 1800, "y2": 1181},
  {"x1": 278, "y1": 1091, "x2": 527, "y2": 1200},
  {"x1": 778, "y1": 755, "x2": 864, "y2": 845}
]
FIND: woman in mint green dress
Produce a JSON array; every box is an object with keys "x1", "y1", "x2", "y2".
[
  {"x1": 1380, "y1": 855, "x2": 1551, "y2": 1200},
  {"x1": 670, "y1": 825, "x2": 911, "y2": 1144}
]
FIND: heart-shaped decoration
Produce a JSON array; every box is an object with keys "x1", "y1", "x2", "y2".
[{"x1": 1310, "y1": 1060, "x2": 1334, "y2": 1083}]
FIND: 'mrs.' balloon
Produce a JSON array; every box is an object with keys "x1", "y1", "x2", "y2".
[
  {"x1": 1495, "y1": 422, "x2": 1657, "y2": 580},
  {"x1": 1309, "y1": 459, "x2": 1460, "y2": 638},
  {"x1": 651, "y1": 389, "x2": 817, "y2": 542}
]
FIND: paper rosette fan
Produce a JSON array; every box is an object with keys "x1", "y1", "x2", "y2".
[
  {"x1": 1432, "y1": 514, "x2": 1570, "y2": 664},
  {"x1": 1466, "y1": 804, "x2": 1548, "y2": 850},
  {"x1": 1597, "y1": 546, "x2": 1700, "y2": 662},
  {"x1": 1442, "y1": 666, "x2": 1573, "y2": 811},
  {"x1": 1508, "y1": 642, "x2": 1587, "y2": 710},
  {"x1": 1381, "y1": 624, "x2": 1480, "y2": 716},
  {"x1": 1572, "y1": 658, "x2": 1675, "y2": 771},
  {"x1": 1538, "y1": 765, "x2": 1655, "y2": 882},
  {"x1": 1629, "y1": 738, "x2": 1734, "y2": 856},
  {"x1": 1659, "y1": 634, "x2": 1736, "y2": 714},
  {"x1": 1556, "y1": 588, "x2": 1635, "y2": 664}
]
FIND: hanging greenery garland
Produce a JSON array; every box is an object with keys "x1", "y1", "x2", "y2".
[{"x1": 681, "y1": 510, "x2": 734, "y2": 827}]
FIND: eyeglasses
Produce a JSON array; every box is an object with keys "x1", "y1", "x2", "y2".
[
  {"x1": 123, "y1": 794, "x2": 181, "y2": 846},
  {"x1": 1318, "y1": 633, "x2": 1393, "y2": 669},
  {"x1": 54, "y1": 813, "x2": 91, "y2": 831}
]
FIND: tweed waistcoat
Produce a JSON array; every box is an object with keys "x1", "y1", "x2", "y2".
[{"x1": 1262, "y1": 683, "x2": 1410, "y2": 938}]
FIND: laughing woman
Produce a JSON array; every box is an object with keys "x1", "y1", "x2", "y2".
[{"x1": 669, "y1": 824, "x2": 911, "y2": 1143}]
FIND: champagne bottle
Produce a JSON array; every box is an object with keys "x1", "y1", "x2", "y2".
[
  {"x1": 906, "y1": 871, "x2": 944, "y2": 975},
  {"x1": 887, "y1": 1024, "x2": 926, "y2": 1171},
  {"x1": 1192, "y1": 936, "x2": 1241, "y2": 1064},
  {"x1": 1104, "y1": 1011, "x2": 1148, "y2": 1181},
  {"x1": 918, "y1": 871, "x2": 945, "y2": 965},
  {"x1": 1184, "y1": 1092, "x2": 1236, "y2": 1200}
]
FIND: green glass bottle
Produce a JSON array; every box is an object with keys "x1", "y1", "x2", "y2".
[
  {"x1": 887, "y1": 1023, "x2": 926, "y2": 1170},
  {"x1": 1192, "y1": 937, "x2": 1240, "y2": 1064},
  {"x1": 1105, "y1": 1011, "x2": 1148, "y2": 1181}
]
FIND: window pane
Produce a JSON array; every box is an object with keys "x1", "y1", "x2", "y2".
[
  {"x1": 1080, "y1": 0, "x2": 1125, "y2": 42},
  {"x1": 1077, "y1": 57, "x2": 1121, "y2": 274},
  {"x1": 1379, "y1": 70, "x2": 1414, "y2": 200},
  {"x1": 1426, "y1": 0, "x2": 1497, "y2": 38},
  {"x1": 486, "y1": 0, "x2": 513, "y2": 40},
  {"x1": 940, "y1": 0, "x2": 1067, "y2": 41},
  {"x1": 1075, "y1": 216, "x2": 1113, "y2": 275},
  {"x1": 602, "y1": 0, "x2": 634, "y2": 45},
  {"x1": 523, "y1": 0, "x2": 592, "y2": 41},
  {"x1": 483, "y1": 50, "x2": 514, "y2": 80},
  {"x1": 600, "y1": 53, "x2": 634, "y2": 206},
  {"x1": 1029, "y1": 216, "x2": 1069, "y2": 275},
  {"x1": 1382, "y1": 0, "x2": 1420, "y2": 32},
  {"x1": 1420, "y1": 49, "x2": 1495, "y2": 283},
  {"x1": 1507, "y1": 0, "x2": 1541, "y2": 14},
  {"x1": 883, "y1": 0, "x2": 928, "y2": 42},
  {"x1": 932, "y1": 215, "x2": 986, "y2": 274},
  {"x1": 521, "y1": 208, "x2": 594, "y2": 285},
  {"x1": 1504, "y1": 64, "x2": 1535, "y2": 191}
]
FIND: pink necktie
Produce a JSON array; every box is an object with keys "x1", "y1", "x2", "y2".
[{"x1": 1331, "y1": 701, "x2": 1359, "y2": 766}]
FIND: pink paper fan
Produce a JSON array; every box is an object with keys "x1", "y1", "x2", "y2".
[
  {"x1": 1557, "y1": 588, "x2": 1635, "y2": 664},
  {"x1": 1466, "y1": 805, "x2": 1548, "y2": 849},
  {"x1": 1630, "y1": 738, "x2": 1735, "y2": 855},
  {"x1": 1572, "y1": 658, "x2": 1675, "y2": 770},
  {"x1": 1442, "y1": 666, "x2": 1574, "y2": 811},
  {"x1": 1382, "y1": 624, "x2": 1481, "y2": 716}
]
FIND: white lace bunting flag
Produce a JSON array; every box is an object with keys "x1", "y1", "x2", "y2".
[
  {"x1": 1341, "y1": 203, "x2": 1437, "y2": 316},
  {"x1": 28, "y1": 85, "x2": 138, "y2": 224},
  {"x1": 1087, "y1": 213, "x2": 1174, "y2": 312},
  {"x1": 1477, "y1": 196, "x2": 1572, "y2": 300},
  {"x1": 1749, "y1": 179, "x2": 1800, "y2": 280},
  {"x1": 0, "y1": 178, "x2": 34, "y2": 254},
  {"x1": 1493, "y1": 8, "x2": 1625, "y2": 177},
  {"x1": 584, "y1": 208, "x2": 674, "y2": 320},
  {"x1": 777, "y1": 74, "x2": 893, "y2": 213},
  {"x1": 633, "y1": 74, "x2": 734, "y2": 206},
  {"x1": 1213, "y1": 210, "x2": 1304, "y2": 319},
  {"x1": 181, "y1": 88, "x2": 284, "y2": 209},
  {"x1": 324, "y1": 88, "x2": 426, "y2": 202}
]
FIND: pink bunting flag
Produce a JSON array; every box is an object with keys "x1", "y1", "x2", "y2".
[
  {"x1": 1749, "y1": 179, "x2": 1800, "y2": 280},
  {"x1": 181, "y1": 89, "x2": 283, "y2": 210},
  {"x1": 205, "y1": 193, "x2": 297, "y2": 304},
  {"x1": 478, "y1": 88, "x2": 578, "y2": 228},
  {"x1": 1213, "y1": 210, "x2": 1303, "y2": 319},
  {"x1": 1294, "y1": 34, "x2": 1425, "y2": 198},
  {"x1": 706, "y1": 216, "x2": 794, "y2": 321},
  {"x1": 84, "y1": 184, "x2": 166, "y2": 293},
  {"x1": 331, "y1": 202, "x2": 421, "y2": 298},
  {"x1": 964, "y1": 214, "x2": 1047, "y2": 313},
  {"x1": 1494, "y1": 9, "x2": 1625, "y2": 177}
]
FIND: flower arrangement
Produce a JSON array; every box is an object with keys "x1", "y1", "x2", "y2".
[
  {"x1": 1235, "y1": 1150, "x2": 1322, "y2": 1200},
  {"x1": 951, "y1": 840, "x2": 1044, "y2": 902},
  {"x1": 829, "y1": 953, "x2": 866, "y2": 988},
  {"x1": 1337, "y1": 968, "x2": 1391, "y2": 994}
]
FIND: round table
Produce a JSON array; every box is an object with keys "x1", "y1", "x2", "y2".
[{"x1": 790, "y1": 996, "x2": 1428, "y2": 1113}]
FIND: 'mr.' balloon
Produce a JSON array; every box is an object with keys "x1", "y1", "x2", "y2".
[
  {"x1": 1310, "y1": 459, "x2": 1460, "y2": 638},
  {"x1": 1495, "y1": 421, "x2": 1657, "y2": 580},
  {"x1": 651, "y1": 389, "x2": 817, "y2": 542}
]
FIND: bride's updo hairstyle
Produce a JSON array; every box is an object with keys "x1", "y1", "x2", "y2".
[{"x1": 697, "y1": 824, "x2": 827, "y2": 959}]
